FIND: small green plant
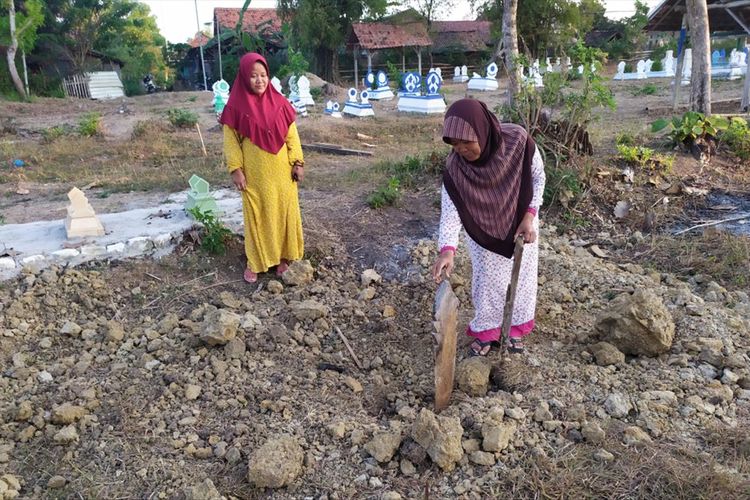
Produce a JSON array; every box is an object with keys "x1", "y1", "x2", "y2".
[
  {"x1": 617, "y1": 144, "x2": 654, "y2": 166},
  {"x1": 652, "y1": 111, "x2": 730, "y2": 147},
  {"x1": 187, "y1": 207, "x2": 234, "y2": 254},
  {"x1": 615, "y1": 132, "x2": 636, "y2": 146},
  {"x1": 167, "y1": 108, "x2": 199, "y2": 128},
  {"x1": 0, "y1": 214, "x2": 5, "y2": 225},
  {"x1": 386, "y1": 61, "x2": 400, "y2": 89},
  {"x1": 720, "y1": 117, "x2": 750, "y2": 160},
  {"x1": 187, "y1": 96, "x2": 198, "y2": 102},
  {"x1": 277, "y1": 47, "x2": 309, "y2": 79},
  {"x1": 633, "y1": 83, "x2": 659, "y2": 96},
  {"x1": 78, "y1": 112, "x2": 102, "y2": 137},
  {"x1": 310, "y1": 87, "x2": 323, "y2": 100},
  {"x1": 41, "y1": 125, "x2": 69, "y2": 143},
  {"x1": 543, "y1": 165, "x2": 583, "y2": 208},
  {"x1": 367, "y1": 177, "x2": 401, "y2": 208}
]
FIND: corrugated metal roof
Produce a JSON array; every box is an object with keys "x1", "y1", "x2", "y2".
[
  {"x1": 348, "y1": 23, "x2": 432, "y2": 50},
  {"x1": 214, "y1": 7, "x2": 282, "y2": 35},
  {"x1": 87, "y1": 71, "x2": 124, "y2": 100},
  {"x1": 647, "y1": 0, "x2": 750, "y2": 32}
]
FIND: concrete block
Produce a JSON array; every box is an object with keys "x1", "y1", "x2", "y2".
[
  {"x1": 0, "y1": 257, "x2": 16, "y2": 271},
  {"x1": 51, "y1": 249, "x2": 80, "y2": 260},
  {"x1": 152, "y1": 233, "x2": 172, "y2": 248},
  {"x1": 106, "y1": 242, "x2": 126, "y2": 254},
  {"x1": 21, "y1": 254, "x2": 47, "y2": 272},
  {"x1": 127, "y1": 237, "x2": 152, "y2": 253},
  {"x1": 80, "y1": 244, "x2": 107, "y2": 258}
]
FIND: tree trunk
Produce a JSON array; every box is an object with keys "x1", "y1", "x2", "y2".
[
  {"x1": 6, "y1": 1, "x2": 28, "y2": 98},
  {"x1": 495, "y1": 0, "x2": 520, "y2": 108},
  {"x1": 686, "y1": 0, "x2": 711, "y2": 114}
]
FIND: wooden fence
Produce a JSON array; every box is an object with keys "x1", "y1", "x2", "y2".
[{"x1": 62, "y1": 74, "x2": 91, "y2": 99}]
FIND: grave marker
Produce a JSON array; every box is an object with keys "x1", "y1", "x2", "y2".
[{"x1": 65, "y1": 187, "x2": 105, "y2": 238}]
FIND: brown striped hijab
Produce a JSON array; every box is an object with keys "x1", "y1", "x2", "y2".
[{"x1": 442, "y1": 98, "x2": 535, "y2": 258}]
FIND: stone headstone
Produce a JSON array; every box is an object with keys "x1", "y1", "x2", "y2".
[
  {"x1": 347, "y1": 87, "x2": 358, "y2": 102},
  {"x1": 360, "y1": 89, "x2": 371, "y2": 105},
  {"x1": 288, "y1": 75, "x2": 299, "y2": 101},
  {"x1": 486, "y1": 62, "x2": 498, "y2": 79},
  {"x1": 615, "y1": 61, "x2": 626, "y2": 80},
  {"x1": 461, "y1": 65, "x2": 468, "y2": 77},
  {"x1": 663, "y1": 50, "x2": 675, "y2": 75},
  {"x1": 712, "y1": 50, "x2": 721, "y2": 65},
  {"x1": 636, "y1": 59, "x2": 647, "y2": 79},
  {"x1": 185, "y1": 175, "x2": 219, "y2": 215},
  {"x1": 212, "y1": 79, "x2": 230, "y2": 114},
  {"x1": 270, "y1": 76, "x2": 282, "y2": 94},
  {"x1": 683, "y1": 48, "x2": 693, "y2": 80},
  {"x1": 331, "y1": 102, "x2": 342, "y2": 118},
  {"x1": 65, "y1": 187, "x2": 104, "y2": 238},
  {"x1": 296, "y1": 75, "x2": 314, "y2": 106},
  {"x1": 425, "y1": 70, "x2": 442, "y2": 95},
  {"x1": 644, "y1": 59, "x2": 654, "y2": 74},
  {"x1": 577, "y1": 64, "x2": 584, "y2": 75},
  {"x1": 545, "y1": 57, "x2": 552, "y2": 73},
  {"x1": 366, "y1": 72, "x2": 376, "y2": 89},
  {"x1": 454, "y1": 66, "x2": 460, "y2": 77},
  {"x1": 324, "y1": 100, "x2": 333, "y2": 114}
]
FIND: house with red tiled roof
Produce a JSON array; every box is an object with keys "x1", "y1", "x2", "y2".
[
  {"x1": 430, "y1": 21, "x2": 493, "y2": 55},
  {"x1": 347, "y1": 22, "x2": 432, "y2": 85},
  {"x1": 187, "y1": 32, "x2": 211, "y2": 48},
  {"x1": 213, "y1": 7, "x2": 282, "y2": 39}
]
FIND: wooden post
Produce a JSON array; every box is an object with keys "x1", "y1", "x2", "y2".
[
  {"x1": 742, "y1": 47, "x2": 750, "y2": 111},
  {"x1": 353, "y1": 45, "x2": 358, "y2": 88},
  {"x1": 673, "y1": 14, "x2": 688, "y2": 111},
  {"x1": 433, "y1": 279, "x2": 458, "y2": 413},
  {"x1": 366, "y1": 50, "x2": 372, "y2": 75},
  {"x1": 401, "y1": 49, "x2": 405, "y2": 72},
  {"x1": 687, "y1": 0, "x2": 711, "y2": 114},
  {"x1": 417, "y1": 48, "x2": 422, "y2": 76}
]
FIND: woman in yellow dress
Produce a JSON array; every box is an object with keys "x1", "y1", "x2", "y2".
[{"x1": 220, "y1": 53, "x2": 305, "y2": 283}]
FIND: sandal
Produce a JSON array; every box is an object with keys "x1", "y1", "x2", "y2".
[
  {"x1": 468, "y1": 339, "x2": 494, "y2": 357},
  {"x1": 508, "y1": 337, "x2": 525, "y2": 354},
  {"x1": 276, "y1": 259, "x2": 289, "y2": 276},
  {"x1": 243, "y1": 268, "x2": 258, "y2": 283}
]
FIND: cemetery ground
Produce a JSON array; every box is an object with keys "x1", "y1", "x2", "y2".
[{"x1": 0, "y1": 75, "x2": 749, "y2": 498}]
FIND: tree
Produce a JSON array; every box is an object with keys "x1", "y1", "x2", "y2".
[
  {"x1": 591, "y1": 0, "x2": 648, "y2": 61},
  {"x1": 39, "y1": 0, "x2": 134, "y2": 72},
  {"x1": 102, "y1": 2, "x2": 167, "y2": 93},
  {"x1": 686, "y1": 0, "x2": 710, "y2": 114},
  {"x1": 409, "y1": 0, "x2": 456, "y2": 29},
  {"x1": 278, "y1": 0, "x2": 388, "y2": 82},
  {"x1": 494, "y1": 0, "x2": 520, "y2": 107},
  {"x1": 1, "y1": 0, "x2": 44, "y2": 98}
]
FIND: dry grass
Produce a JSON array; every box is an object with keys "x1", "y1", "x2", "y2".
[
  {"x1": 478, "y1": 428, "x2": 750, "y2": 499},
  {"x1": 0, "y1": 126, "x2": 226, "y2": 193},
  {"x1": 634, "y1": 229, "x2": 750, "y2": 290}
]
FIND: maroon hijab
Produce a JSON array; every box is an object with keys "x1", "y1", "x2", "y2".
[
  {"x1": 219, "y1": 53, "x2": 296, "y2": 154},
  {"x1": 442, "y1": 98, "x2": 535, "y2": 258}
]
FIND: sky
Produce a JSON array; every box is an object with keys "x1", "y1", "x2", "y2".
[{"x1": 141, "y1": 0, "x2": 664, "y2": 45}]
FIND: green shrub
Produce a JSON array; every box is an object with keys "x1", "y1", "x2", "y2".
[
  {"x1": 167, "y1": 108, "x2": 199, "y2": 128},
  {"x1": 41, "y1": 125, "x2": 70, "y2": 143},
  {"x1": 78, "y1": 113, "x2": 102, "y2": 137},
  {"x1": 187, "y1": 207, "x2": 234, "y2": 255},
  {"x1": 615, "y1": 132, "x2": 636, "y2": 146},
  {"x1": 543, "y1": 165, "x2": 583, "y2": 208},
  {"x1": 616, "y1": 143, "x2": 674, "y2": 173},
  {"x1": 652, "y1": 111, "x2": 730, "y2": 147},
  {"x1": 633, "y1": 83, "x2": 659, "y2": 96},
  {"x1": 720, "y1": 117, "x2": 750, "y2": 160},
  {"x1": 367, "y1": 177, "x2": 401, "y2": 208}
]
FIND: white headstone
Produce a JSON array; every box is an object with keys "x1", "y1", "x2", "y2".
[
  {"x1": 454, "y1": 66, "x2": 460, "y2": 77},
  {"x1": 360, "y1": 90, "x2": 370, "y2": 105},
  {"x1": 545, "y1": 57, "x2": 552, "y2": 72},
  {"x1": 461, "y1": 65, "x2": 468, "y2": 77},
  {"x1": 616, "y1": 61, "x2": 626, "y2": 79},
  {"x1": 486, "y1": 62, "x2": 499, "y2": 79},
  {"x1": 577, "y1": 64, "x2": 584, "y2": 75},
  {"x1": 347, "y1": 87, "x2": 358, "y2": 102},
  {"x1": 297, "y1": 75, "x2": 314, "y2": 106},
  {"x1": 636, "y1": 59, "x2": 646, "y2": 78},
  {"x1": 644, "y1": 59, "x2": 654, "y2": 74},
  {"x1": 683, "y1": 48, "x2": 693, "y2": 79},
  {"x1": 271, "y1": 76, "x2": 282, "y2": 94},
  {"x1": 663, "y1": 50, "x2": 675, "y2": 75}
]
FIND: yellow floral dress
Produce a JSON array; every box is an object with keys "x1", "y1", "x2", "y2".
[{"x1": 223, "y1": 122, "x2": 304, "y2": 273}]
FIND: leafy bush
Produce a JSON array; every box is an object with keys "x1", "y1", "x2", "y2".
[
  {"x1": 367, "y1": 177, "x2": 401, "y2": 208},
  {"x1": 720, "y1": 117, "x2": 750, "y2": 160},
  {"x1": 277, "y1": 47, "x2": 309, "y2": 80},
  {"x1": 41, "y1": 125, "x2": 70, "y2": 143},
  {"x1": 187, "y1": 207, "x2": 234, "y2": 255},
  {"x1": 167, "y1": 108, "x2": 198, "y2": 128},
  {"x1": 543, "y1": 165, "x2": 583, "y2": 208},
  {"x1": 616, "y1": 144, "x2": 674, "y2": 173},
  {"x1": 386, "y1": 61, "x2": 400, "y2": 89},
  {"x1": 78, "y1": 113, "x2": 102, "y2": 137},
  {"x1": 367, "y1": 151, "x2": 447, "y2": 209},
  {"x1": 633, "y1": 83, "x2": 659, "y2": 96},
  {"x1": 651, "y1": 111, "x2": 730, "y2": 147}
]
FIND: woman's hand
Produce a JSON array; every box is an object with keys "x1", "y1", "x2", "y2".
[
  {"x1": 432, "y1": 250, "x2": 455, "y2": 283},
  {"x1": 514, "y1": 212, "x2": 537, "y2": 244},
  {"x1": 231, "y1": 169, "x2": 246, "y2": 191},
  {"x1": 292, "y1": 161, "x2": 304, "y2": 182}
]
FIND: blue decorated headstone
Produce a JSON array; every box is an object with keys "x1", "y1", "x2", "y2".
[
  {"x1": 486, "y1": 62, "x2": 499, "y2": 79},
  {"x1": 426, "y1": 71, "x2": 442, "y2": 95},
  {"x1": 366, "y1": 72, "x2": 376, "y2": 89},
  {"x1": 376, "y1": 71, "x2": 388, "y2": 87},
  {"x1": 403, "y1": 72, "x2": 421, "y2": 94}
]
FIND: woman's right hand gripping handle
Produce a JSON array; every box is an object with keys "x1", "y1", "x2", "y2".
[
  {"x1": 432, "y1": 249, "x2": 455, "y2": 283},
  {"x1": 231, "y1": 168, "x2": 246, "y2": 191}
]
